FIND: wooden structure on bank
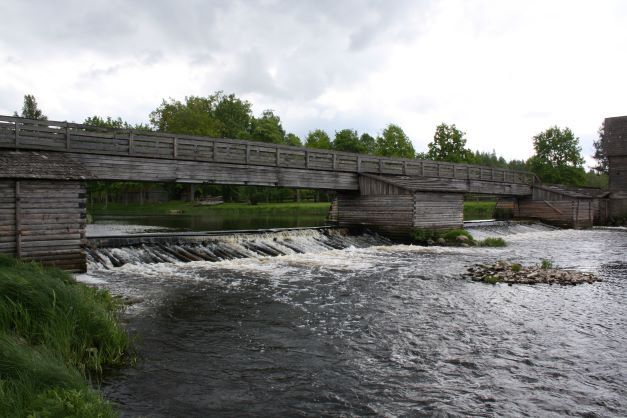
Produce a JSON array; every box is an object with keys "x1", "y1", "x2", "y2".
[
  {"x1": 0, "y1": 152, "x2": 92, "y2": 272},
  {"x1": 605, "y1": 116, "x2": 627, "y2": 219},
  {"x1": 496, "y1": 184, "x2": 610, "y2": 228}
]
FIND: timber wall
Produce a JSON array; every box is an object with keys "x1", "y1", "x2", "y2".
[
  {"x1": 335, "y1": 193, "x2": 415, "y2": 239},
  {"x1": 413, "y1": 192, "x2": 464, "y2": 230},
  {"x1": 515, "y1": 199, "x2": 593, "y2": 228},
  {"x1": 0, "y1": 180, "x2": 86, "y2": 272}
]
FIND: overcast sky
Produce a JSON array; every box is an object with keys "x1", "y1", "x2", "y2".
[{"x1": 1, "y1": 0, "x2": 626, "y2": 166}]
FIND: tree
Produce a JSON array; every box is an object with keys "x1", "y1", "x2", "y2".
[
  {"x1": 150, "y1": 96, "x2": 221, "y2": 137},
  {"x1": 15, "y1": 94, "x2": 47, "y2": 120},
  {"x1": 359, "y1": 133, "x2": 376, "y2": 155},
  {"x1": 592, "y1": 122, "x2": 609, "y2": 174},
  {"x1": 375, "y1": 124, "x2": 415, "y2": 158},
  {"x1": 250, "y1": 110, "x2": 285, "y2": 144},
  {"x1": 305, "y1": 129, "x2": 332, "y2": 149},
  {"x1": 334, "y1": 129, "x2": 363, "y2": 153},
  {"x1": 83, "y1": 115, "x2": 151, "y2": 131},
  {"x1": 528, "y1": 126, "x2": 585, "y2": 186},
  {"x1": 426, "y1": 123, "x2": 473, "y2": 163},
  {"x1": 212, "y1": 92, "x2": 253, "y2": 139},
  {"x1": 284, "y1": 133, "x2": 302, "y2": 147}
]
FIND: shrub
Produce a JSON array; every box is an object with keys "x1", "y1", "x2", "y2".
[
  {"x1": 479, "y1": 237, "x2": 507, "y2": 247},
  {"x1": 411, "y1": 228, "x2": 441, "y2": 244},
  {"x1": 540, "y1": 259, "x2": 553, "y2": 269},
  {"x1": 511, "y1": 263, "x2": 522, "y2": 272},
  {"x1": 483, "y1": 275, "x2": 501, "y2": 284},
  {"x1": 442, "y1": 229, "x2": 475, "y2": 243}
]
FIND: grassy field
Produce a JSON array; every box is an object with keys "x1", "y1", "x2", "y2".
[
  {"x1": 0, "y1": 255, "x2": 132, "y2": 417},
  {"x1": 463, "y1": 201, "x2": 497, "y2": 220}
]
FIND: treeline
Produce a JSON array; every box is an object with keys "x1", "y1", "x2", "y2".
[{"x1": 14, "y1": 93, "x2": 608, "y2": 205}]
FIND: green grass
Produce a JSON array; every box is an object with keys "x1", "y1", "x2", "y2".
[
  {"x1": 511, "y1": 263, "x2": 522, "y2": 272},
  {"x1": 89, "y1": 200, "x2": 331, "y2": 216},
  {"x1": 478, "y1": 237, "x2": 507, "y2": 247},
  {"x1": 0, "y1": 254, "x2": 132, "y2": 417},
  {"x1": 463, "y1": 201, "x2": 496, "y2": 220}
]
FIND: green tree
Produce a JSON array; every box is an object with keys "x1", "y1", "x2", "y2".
[
  {"x1": 83, "y1": 115, "x2": 151, "y2": 131},
  {"x1": 334, "y1": 129, "x2": 363, "y2": 153},
  {"x1": 528, "y1": 126, "x2": 585, "y2": 186},
  {"x1": 359, "y1": 133, "x2": 376, "y2": 155},
  {"x1": 426, "y1": 123, "x2": 473, "y2": 163},
  {"x1": 592, "y1": 122, "x2": 608, "y2": 174},
  {"x1": 150, "y1": 96, "x2": 221, "y2": 136},
  {"x1": 305, "y1": 129, "x2": 332, "y2": 149},
  {"x1": 15, "y1": 94, "x2": 47, "y2": 120},
  {"x1": 284, "y1": 133, "x2": 302, "y2": 147},
  {"x1": 212, "y1": 92, "x2": 253, "y2": 139},
  {"x1": 250, "y1": 110, "x2": 285, "y2": 144},
  {"x1": 375, "y1": 124, "x2": 415, "y2": 158}
]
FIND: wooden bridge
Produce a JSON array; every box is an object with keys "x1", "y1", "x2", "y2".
[{"x1": 1, "y1": 114, "x2": 624, "y2": 271}]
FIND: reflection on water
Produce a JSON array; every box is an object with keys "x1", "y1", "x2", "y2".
[
  {"x1": 82, "y1": 226, "x2": 627, "y2": 417},
  {"x1": 92, "y1": 211, "x2": 328, "y2": 234}
]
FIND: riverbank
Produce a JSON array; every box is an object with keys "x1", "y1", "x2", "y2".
[
  {"x1": 0, "y1": 255, "x2": 132, "y2": 417},
  {"x1": 89, "y1": 200, "x2": 497, "y2": 220}
]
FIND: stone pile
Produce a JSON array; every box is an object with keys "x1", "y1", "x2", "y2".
[{"x1": 466, "y1": 261, "x2": 601, "y2": 285}]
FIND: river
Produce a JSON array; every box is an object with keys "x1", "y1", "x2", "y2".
[{"x1": 81, "y1": 223, "x2": 627, "y2": 417}]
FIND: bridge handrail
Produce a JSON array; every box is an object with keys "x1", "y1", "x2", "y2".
[{"x1": 0, "y1": 115, "x2": 535, "y2": 185}]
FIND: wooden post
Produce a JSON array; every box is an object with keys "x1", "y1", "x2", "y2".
[
  {"x1": 129, "y1": 131, "x2": 134, "y2": 154},
  {"x1": 65, "y1": 122, "x2": 71, "y2": 151},
  {"x1": 402, "y1": 160, "x2": 407, "y2": 175},
  {"x1": 245, "y1": 143, "x2": 250, "y2": 164},
  {"x1": 333, "y1": 153, "x2": 337, "y2": 170},
  {"x1": 357, "y1": 156, "x2": 362, "y2": 172},
  {"x1": 305, "y1": 150, "x2": 309, "y2": 168},
  {"x1": 14, "y1": 120, "x2": 19, "y2": 149},
  {"x1": 173, "y1": 136, "x2": 178, "y2": 158},
  {"x1": 420, "y1": 162, "x2": 424, "y2": 177},
  {"x1": 276, "y1": 148, "x2": 280, "y2": 166},
  {"x1": 379, "y1": 159, "x2": 383, "y2": 173},
  {"x1": 15, "y1": 181, "x2": 21, "y2": 259}
]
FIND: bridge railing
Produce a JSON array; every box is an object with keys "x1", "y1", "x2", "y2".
[{"x1": 0, "y1": 115, "x2": 535, "y2": 185}]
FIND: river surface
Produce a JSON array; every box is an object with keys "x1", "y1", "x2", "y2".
[{"x1": 80, "y1": 224, "x2": 627, "y2": 417}]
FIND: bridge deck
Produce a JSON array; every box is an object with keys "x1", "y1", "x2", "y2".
[{"x1": 0, "y1": 115, "x2": 534, "y2": 187}]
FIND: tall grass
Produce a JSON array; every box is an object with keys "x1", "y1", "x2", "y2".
[{"x1": 0, "y1": 254, "x2": 132, "y2": 417}]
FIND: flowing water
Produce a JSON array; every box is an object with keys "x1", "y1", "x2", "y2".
[{"x1": 80, "y1": 224, "x2": 627, "y2": 417}]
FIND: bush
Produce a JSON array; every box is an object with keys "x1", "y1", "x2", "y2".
[
  {"x1": 483, "y1": 275, "x2": 501, "y2": 284},
  {"x1": 479, "y1": 237, "x2": 507, "y2": 247},
  {"x1": 411, "y1": 228, "x2": 476, "y2": 246},
  {"x1": 511, "y1": 263, "x2": 522, "y2": 272},
  {"x1": 540, "y1": 259, "x2": 553, "y2": 269}
]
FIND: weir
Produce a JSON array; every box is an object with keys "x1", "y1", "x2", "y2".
[
  {"x1": 1, "y1": 114, "x2": 625, "y2": 271},
  {"x1": 85, "y1": 227, "x2": 393, "y2": 269}
]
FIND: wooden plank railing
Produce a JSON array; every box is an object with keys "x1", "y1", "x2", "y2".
[{"x1": 0, "y1": 115, "x2": 535, "y2": 185}]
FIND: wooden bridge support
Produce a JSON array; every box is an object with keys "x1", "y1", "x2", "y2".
[
  {"x1": 332, "y1": 174, "x2": 464, "y2": 240},
  {"x1": 0, "y1": 180, "x2": 87, "y2": 272}
]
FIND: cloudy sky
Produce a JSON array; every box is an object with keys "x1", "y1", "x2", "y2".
[{"x1": 1, "y1": 0, "x2": 625, "y2": 166}]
